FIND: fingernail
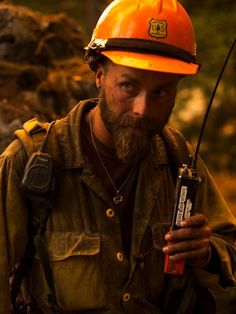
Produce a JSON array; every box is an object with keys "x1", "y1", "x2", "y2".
[
  {"x1": 180, "y1": 221, "x2": 187, "y2": 227},
  {"x1": 162, "y1": 246, "x2": 168, "y2": 253},
  {"x1": 165, "y1": 233, "x2": 171, "y2": 240}
]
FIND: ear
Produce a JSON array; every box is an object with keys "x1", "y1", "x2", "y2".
[{"x1": 95, "y1": 64, "x2": 105, "y2": 89}]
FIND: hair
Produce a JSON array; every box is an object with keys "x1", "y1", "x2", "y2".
[{"x1": 84, "y1": 50, "x2": 111, "y2": 72}]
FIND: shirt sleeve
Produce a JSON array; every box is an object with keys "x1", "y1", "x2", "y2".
[
  {"x1": 196, "y1": 159, "x2": 236, "y2": 288},
  {"x1": 0, "y1": 139, "x2": 28, "y2": 313}
]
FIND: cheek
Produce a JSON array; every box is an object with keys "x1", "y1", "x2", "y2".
[
  {"x1": 105, "y1": 88, "x2": 132, "y2": 115},
  {"x1": 151, "y1": 99, "x2": 175, "y2": 121}
]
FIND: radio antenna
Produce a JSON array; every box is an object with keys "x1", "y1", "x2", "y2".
[{"x1": 191, "y1": 37, "x2": 236, "y2": 169}]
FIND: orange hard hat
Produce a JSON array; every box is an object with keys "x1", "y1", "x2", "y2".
[{"x1": 85, "y1": 0, "x2": 200, "y2": 75}]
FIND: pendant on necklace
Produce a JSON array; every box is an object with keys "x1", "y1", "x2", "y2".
[{"x1": 113, "y1": 194, "x2": 123, "y2": 204}]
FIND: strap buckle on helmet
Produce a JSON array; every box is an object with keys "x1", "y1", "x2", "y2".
[
  {"x1": 84, "y1": 39, "x2": 108, "y2": 69},
  {"x1": 85, "y1": 37, "x2": 199, "y2": 65},
  {"x1": 85, "y1": 39, "x2": 108, "y2": 52}
]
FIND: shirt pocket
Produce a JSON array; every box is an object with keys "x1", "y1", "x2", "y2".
[
  {"x1": 30, "y1": 231, "x2": 108, "y2": 311},
  {"x1": 47, "y1": 231, "x2": 100, "y2": 266}
]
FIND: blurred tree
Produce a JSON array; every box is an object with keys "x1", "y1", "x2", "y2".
[
  {"x1": 9, "y1": 0, "x2": 112, "y2": 38},
  {"x1": 173, "y1": 0, "x2": 236, "y2": 172}
]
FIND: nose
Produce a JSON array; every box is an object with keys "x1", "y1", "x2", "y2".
[{"x1": 132, "y1": 93, "x2": 149, "y2": 117}]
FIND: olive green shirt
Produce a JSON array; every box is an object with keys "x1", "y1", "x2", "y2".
[{"x1": 0, "y1": 100, "x2": 236, "y2": 313}]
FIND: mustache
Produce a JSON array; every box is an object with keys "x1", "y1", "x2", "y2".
[{"x1": 116, "y1": 114, "x2": 157, "y2": 131}]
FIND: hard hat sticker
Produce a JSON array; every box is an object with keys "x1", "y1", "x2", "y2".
[{"x1": 149, "y1": 19, "x2": 168, "y2": 38}]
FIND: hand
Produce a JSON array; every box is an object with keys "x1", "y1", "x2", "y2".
[{"x1": 162, "y1": 214, "x2": 211, "y2": 267}]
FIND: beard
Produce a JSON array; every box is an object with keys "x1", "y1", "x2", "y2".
[{"x1": 99, "y1": 88, "x2": 170, "y2": 163}]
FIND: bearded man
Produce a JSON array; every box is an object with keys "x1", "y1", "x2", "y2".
[{"x1": 0, "y1": 1, "x2": 236, "y2": 313}]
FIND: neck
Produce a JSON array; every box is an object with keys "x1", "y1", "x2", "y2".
[{"x1": 89, "y1": 106, "x2": 114, "y2": 148}]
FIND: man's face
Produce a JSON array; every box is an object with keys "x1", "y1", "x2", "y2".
[{"x1": 96, "y1": 61, "x2": 181, "y2": 162}]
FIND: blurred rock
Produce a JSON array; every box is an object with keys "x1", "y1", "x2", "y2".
[{"x1": 0, "y1": 3, "x2": 97, "y2": 153}]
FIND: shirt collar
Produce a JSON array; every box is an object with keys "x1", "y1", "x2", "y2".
[{"x1": 54, "y1": 99, "x2": 97, "y2": 169}]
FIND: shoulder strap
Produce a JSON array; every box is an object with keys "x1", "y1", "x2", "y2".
[
  {"x1": 14, "y1": 118, "x2": 50, "y2": 156},
  {"x1": 12, "y1": 119, "x2": 62, "y2": 313}
]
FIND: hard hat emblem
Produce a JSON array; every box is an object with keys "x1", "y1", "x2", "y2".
[{"x1": 149, "y1": 19, "x2": 168, "y2": 38}]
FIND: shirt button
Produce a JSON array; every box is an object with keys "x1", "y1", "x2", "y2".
[
  {"x1": 116, "y1": 252, "x2": 124, "y2": 262},
  {"x1": 122, "y1": 292, "x2": 131, "y2": 302},
  {"x1": 106, "y1": 208, "x2": 115, "y2": 218}
]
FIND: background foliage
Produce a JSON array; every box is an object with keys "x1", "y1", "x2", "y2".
[
  {"x1": 178, "y1": 0, "x2": 236, "y2": 173},
  {"x1": 7, "y1": 0, "x2": 235, "y2": 171}
]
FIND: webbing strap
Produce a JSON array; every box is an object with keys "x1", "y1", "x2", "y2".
[
  {"x1": 106, "y1": 38, "x2": 198, "y2": 64},
  {"x1": 11, "y1": 242, "x2": 35, "y2": 312},
  {"x1": 33, "y1": 234, "x2": 62, "y2": 314},
  {"x1": 14, "y1": 119, "x2": 48, "y2": 157},
  {"x1": 11, "y1": 123, "x2": 62, "y2": 313},
  {"x1": 87, "y1": 37, "x2": 199, "y2": 64}
]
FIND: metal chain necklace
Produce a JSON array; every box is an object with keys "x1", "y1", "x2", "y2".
[{"x1": 89, "y1": 111, "x2": 137, "y2": 205}]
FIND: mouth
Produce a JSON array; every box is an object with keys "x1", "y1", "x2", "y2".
[
  {"x1": 123, "y1": 126, "x2": 149, "y2": 137},
  {"x1": 117, "y1": 116, "x2": 151, "y2": 134},
  {"x1": 129, "y1": 126, "x2": 144, "y2": 132}
]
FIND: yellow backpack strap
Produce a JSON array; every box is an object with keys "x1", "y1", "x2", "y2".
[{"x1": 14, "y1": 118, "x2": 50, "y2": 157}]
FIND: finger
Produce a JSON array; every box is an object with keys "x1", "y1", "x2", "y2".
[
  {"x1": 163, "y1": 241, "x2": 210, "y2": 262},
  {"x1": 163, "y1": 237, "x2": 210, "y2": 256},
  {"x1": 180, "y1": 213, "x2": 208, "y2": 227},
  {"x1": 165, "y1": 225, "x2": 211, "y2": 241},
  {"x1": 166, "y1": 246, "x2": 209, "y2": 262}
]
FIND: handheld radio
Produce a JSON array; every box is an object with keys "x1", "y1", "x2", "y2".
[
  {"x1": 164, "y1": 38, "x2": 236, "y2": 275},
  {"x1": 21, "y1": 122, "x2": 55, "y2": 198}
]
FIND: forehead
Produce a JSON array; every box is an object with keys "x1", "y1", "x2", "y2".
[{"x1": 104, "y1": 62, "x2": 181, "y2": 86}]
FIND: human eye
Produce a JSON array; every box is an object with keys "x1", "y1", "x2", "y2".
[
  {"x1": 121, "y1": 81, "x2": 133, "y2": 90},
  {"x1": 120, "y1": 80, "x2": 137, "y2": 95},
  {"x1": 154, "y1": 89, "x2": 169, "y2": 98}
]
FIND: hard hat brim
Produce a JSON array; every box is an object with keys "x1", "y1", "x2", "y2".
[{"x1": 101, "y1": 50, "x2": 199, "y2": 75}]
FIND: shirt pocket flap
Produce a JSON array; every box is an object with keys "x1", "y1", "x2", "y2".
[{"x1": 44, "y1": 231, "x2": 100, "y2": 261}]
